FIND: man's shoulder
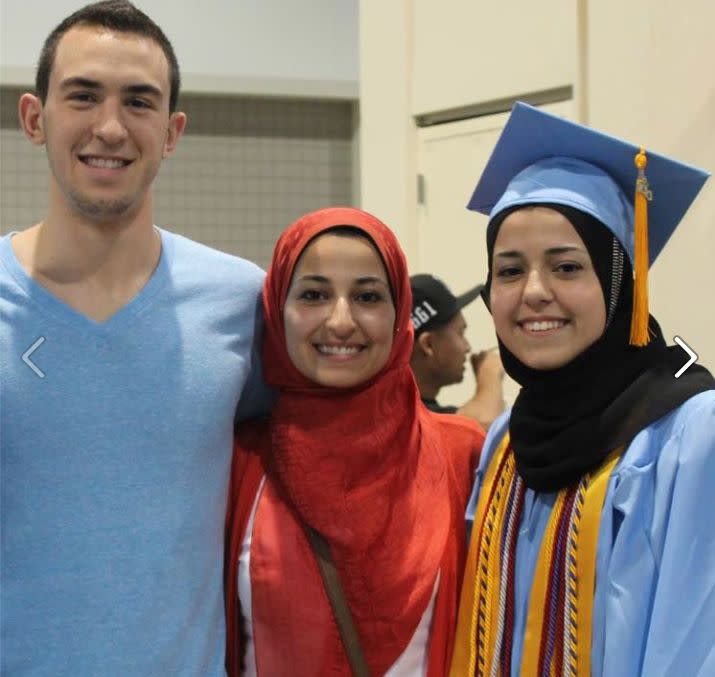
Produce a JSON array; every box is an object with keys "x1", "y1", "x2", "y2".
[
  {"x1": 160, "y1": 229, "x2": 265, "y2": 287},
  {"x1": 0, "y1": 233, "x2": 14, "y2": 273}
]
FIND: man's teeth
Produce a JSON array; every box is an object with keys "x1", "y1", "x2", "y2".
[
  {"x1": 83, "y1": 157, "x2": 127, "y2": 169},
  {"x1": 317, "y1": 345, "x2": 361, "y2": 355},
  {"x1": 522, "y1": 320, "x2": 566, "y2": 332}
]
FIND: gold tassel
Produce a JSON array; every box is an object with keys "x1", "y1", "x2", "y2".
[{"x1": 630, "y1": 148, "x2": 652, "y2": 346}]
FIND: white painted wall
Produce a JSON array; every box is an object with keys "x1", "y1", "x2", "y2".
[
  {"x1": 586, "y1": 0, "x2": 715, "y2": 372},
  {"x1": 359, "y1": 0, "x2": 418, "y2": 260},
  {"x1": 0, "y1": 0, "x2": 358, "y2": 98},
  {"x1": 412, "y1": 0, "x2": 576, "y2": 115}
]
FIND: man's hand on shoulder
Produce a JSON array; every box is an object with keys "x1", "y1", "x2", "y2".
[{"x1": 458, "y1": 348, "x2": 505, "y2": 431}]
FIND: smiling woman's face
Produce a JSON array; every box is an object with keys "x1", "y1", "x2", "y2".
[
  {"x1": 283, "y1": 232, "x2": 396, "y2": 388},
  {"x1": 490, "y1": 206, "x2": 607, "y2": 370}
]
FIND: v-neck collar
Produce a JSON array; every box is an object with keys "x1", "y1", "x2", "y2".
[{"x1": 0, "y1": 227, "x2": 172, "y2": 336}]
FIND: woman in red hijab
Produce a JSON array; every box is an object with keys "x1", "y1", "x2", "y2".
[{"x1": 225, "y1": 207, "x2": 484, "y2": 676}]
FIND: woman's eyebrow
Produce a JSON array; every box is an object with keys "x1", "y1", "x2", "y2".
[
  {"x1": 356, "y1": 276, "x2": 389, "y2": 286},
  {"x1": 295, "y1": 274, "x2": 389, "y2": 286},
  {"x1": 545, "y1": 245, "x2": 587, "y2": 255},
  {"x1": 495, "y1": 245, "x2": 586, "y2": 258},
  {"x1": 295, "y1": 274, "x2": 329, "y2": 283},
  {"x1": 494, "y1": 250, "x2": 523, "y2": 259}
]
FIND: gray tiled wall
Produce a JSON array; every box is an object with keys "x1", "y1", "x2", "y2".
[{"x1": 1, "y1": 88, "x2": 355, "y2": 269}]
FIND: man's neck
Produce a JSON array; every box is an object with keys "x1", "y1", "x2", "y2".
[
  {"x1": 411, "y1": 366, "x2": 440, "y2": 400},
  {"x1": 11, "y1": 205, "x2": 162, "y2": 322}
]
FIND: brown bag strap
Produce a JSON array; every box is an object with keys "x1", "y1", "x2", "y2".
[{"x1": 305, "y1": 526, "x2": 373, "y2": 677}]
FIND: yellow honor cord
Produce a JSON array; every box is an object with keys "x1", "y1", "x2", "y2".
[
  {"x1": 519, "y1": 491, "x2": 569, "y2": 676},
  {"x1": 573, "y1": 450, "x2": 622, "y2": 677},
  {"x1": 449, "y1": 435, "x2": 512, "y2": 677},
  {"x1": 519, "y1": 449, "x2": 623, "y2": 677},
  {"x1": 630, "y1": 148, "x2": 652, "y2": 346},
  {"x1": 452, "y1": 442, "x2": 624, "y2": 677}
]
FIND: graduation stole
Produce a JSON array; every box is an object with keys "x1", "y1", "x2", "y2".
[{"x1": 450, "y1": 434, "x2": 622, "y2": 677}]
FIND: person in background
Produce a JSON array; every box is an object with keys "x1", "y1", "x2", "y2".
[
  {"x1": 0, "y1": 2, "x2": 271, "y2": 675},
  {"x1": 225, "y1": 207, "x2": 484, "y2": 676},
  {"x1": 410, "y1": 274, "x2": 505, "y2": 430},
  {"x1": 450, "y1": 102, "x2": 714, "y2": 676}
]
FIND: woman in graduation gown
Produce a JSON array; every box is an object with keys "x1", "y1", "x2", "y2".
[
  {"x1": 225, "y1": 207, "x2": 484, "y2": 676},
  {"x1": 450, "y1": 103, "x2": 715, "y2": 677}
]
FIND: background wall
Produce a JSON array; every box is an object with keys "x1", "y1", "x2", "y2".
[
  {"x1": 411, "y1": 0, "x2": 576, "y2": 117},
  {"x1": 585, "y1": 0, "x2": 715, "y2": 392},
  {"x1": 360, "y1": 0, "x2": 715, "y2": 407},
  {"x1": 1, "y1": 0, "x2": 359, "y2": 98},
  {"x1": 359, "y1": 0, "x2": 417, "y2": 261}
]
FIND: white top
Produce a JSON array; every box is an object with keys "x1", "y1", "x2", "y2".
[
  {"x1": 238, "y1": 476, "x2": 266, "y2": 677},
  {"x1": 238, "y1": 478, "x2": 439, "y2": 676}
]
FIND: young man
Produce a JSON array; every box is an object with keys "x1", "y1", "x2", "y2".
[
  {"x1": 410, "y1": 273, "x2": 505, "y2": 430},
  {"x1": 0, "y1": 2, "x2": 271, "y2": 675}
]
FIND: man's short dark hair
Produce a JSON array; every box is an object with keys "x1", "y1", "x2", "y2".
[{"x1": 36, "y1": 0, "x2": 181, "y2": 112}]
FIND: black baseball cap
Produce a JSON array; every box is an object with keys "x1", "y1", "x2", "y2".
[{"x1": 410, "y1": 274, "x2": 485, "y2": 336}]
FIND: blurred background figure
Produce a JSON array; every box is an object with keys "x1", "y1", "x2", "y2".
[{"x1": 410, "y1": 274, "x2": 505, "y2": 430}]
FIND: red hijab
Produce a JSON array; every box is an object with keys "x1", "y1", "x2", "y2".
[
  {"x1": 246, "y1": 208, "x2": 452, "y2": 674},
  {"x1": 262, "y1": 206, "x2": 413, "y2": 395}
]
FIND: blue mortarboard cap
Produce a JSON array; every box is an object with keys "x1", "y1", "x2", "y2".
[{"x1": 468, "y1": 102, "x2": 710, "y2": 265}]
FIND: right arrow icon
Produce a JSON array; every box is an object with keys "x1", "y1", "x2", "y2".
[{"x1": 673, "y1": 336, "x2": 698, "y2": 378}]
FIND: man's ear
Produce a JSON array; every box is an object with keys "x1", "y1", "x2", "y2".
[
  {"x1": 19, "y1": 93, "x2": 46, "y2": 146},
  {"x1": 416, "y1": 330, "x2": 436, "y2": 358},
  {"x1": 163, "y1": 111, "x2": 187, "y2": 158}
]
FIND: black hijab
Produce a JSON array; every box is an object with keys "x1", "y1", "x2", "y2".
[{"x1": 485, "y1": 204, "x2": 715, "y2": 492}]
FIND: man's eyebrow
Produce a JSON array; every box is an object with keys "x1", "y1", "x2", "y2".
[
  {"x1": 124, "y1": 83, "x2": 163, "y2": 98},
  {"x1": 58, "y1": 78, "x2": 162, "y2": 98},
  {"x1": 59, "y1": 76, "x2": 101, "y2": 90}
]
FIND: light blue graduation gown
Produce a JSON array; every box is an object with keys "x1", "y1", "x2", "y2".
[{"x1": 465, "y1": 390, "x2": 715, "y2": 676}]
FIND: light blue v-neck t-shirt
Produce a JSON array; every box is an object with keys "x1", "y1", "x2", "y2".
[{"x1": 0, "y1": 229, "x2": 272, "y2": 676}]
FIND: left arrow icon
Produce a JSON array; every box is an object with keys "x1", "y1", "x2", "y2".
[{"x1": 22, "y1": 336, "x2": 46, "y2": 378}]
